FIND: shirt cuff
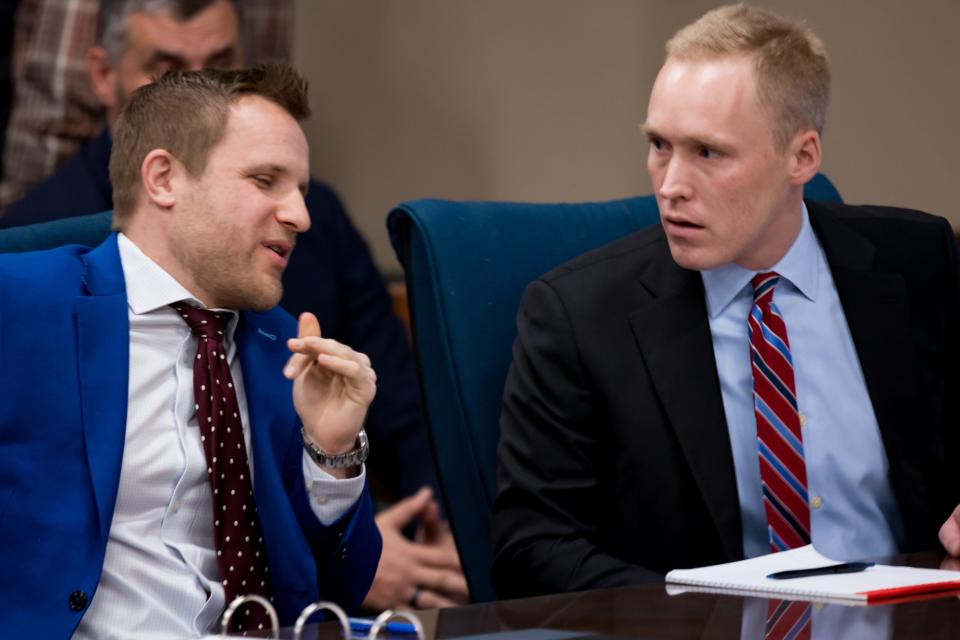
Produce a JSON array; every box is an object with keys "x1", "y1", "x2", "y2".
[{"x1": 301, "y1": 451, "x2": 366, "y2": 525}]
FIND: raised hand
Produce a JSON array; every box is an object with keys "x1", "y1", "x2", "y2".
[{"x1": 284, "y1": 312, "x2": 376, "y2": 475}]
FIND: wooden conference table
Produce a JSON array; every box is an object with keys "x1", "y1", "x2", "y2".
[{"x1": 286, "y1": 552, "x2": 960, "y2": 639}]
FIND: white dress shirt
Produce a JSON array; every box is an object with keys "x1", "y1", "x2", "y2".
[{"x1": 74, "y1": 234, "x2": 365, "y2": 639}]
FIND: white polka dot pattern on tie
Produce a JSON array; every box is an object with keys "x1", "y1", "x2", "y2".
[{"x1": 170, "y1": 303, "x2": 274, "y2": 632}]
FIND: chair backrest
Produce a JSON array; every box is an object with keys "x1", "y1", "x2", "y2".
[
  {"x1": 0, "y1": 210, "x2": 113, "y2": 253},
  {"x1": 386, "y1": 173, "x2": 842, "y2": 602}
]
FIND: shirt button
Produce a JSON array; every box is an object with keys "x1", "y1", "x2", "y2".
[
  {"x1": 316, "y1": 495, "x2": 329, "y2": 505},
  {"x1": 811, "y1": 495, "x2": 823, "y2": 509},
  {"x1": 69, "y1": 590, "x2": 88, "y2": 611},
  {"x1": 799, "y1": 413, "x2": 808, "y2": 427}
]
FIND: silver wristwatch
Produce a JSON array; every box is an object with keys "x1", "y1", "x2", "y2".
[{"x1": 301, "y1": 428, "x2": 369, "y2": 468}]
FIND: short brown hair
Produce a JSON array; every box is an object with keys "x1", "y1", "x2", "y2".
[
  {"x1": 110, "y1": 63, "x2": 309, "y2": 225},
  {"x1": 666, "y1": 3, "x2": 830, "y2": 150}
]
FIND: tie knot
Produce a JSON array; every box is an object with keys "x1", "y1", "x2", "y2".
[
  {"x1": 171, "y1": 302, "x2": 229, "y2": 341},
  {"x1": 751, "y1": 271, "x2": 781, "y2": 304}
]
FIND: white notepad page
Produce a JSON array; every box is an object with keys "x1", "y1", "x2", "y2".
[{"x1": 665, "y1": 545, "x2": 960, "y2": 604}]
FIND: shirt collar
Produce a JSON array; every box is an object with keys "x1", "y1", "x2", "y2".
[
  {"x1": 701, "y1": 202, "x2": 819, "y2": 318},
  {"x1": 117, "y1": 233, "x2": 238, "y2": 336}
]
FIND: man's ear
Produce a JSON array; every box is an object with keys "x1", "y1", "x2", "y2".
[
  {"x1": 788, "y1": 129, "x2": 822, "y2": 186},
  {"x1": 141, "y1": 149, "x2": 178, "y2": 209},
  {"x1": 88, "y1": 46, "x2": 119, "y2": 113}
]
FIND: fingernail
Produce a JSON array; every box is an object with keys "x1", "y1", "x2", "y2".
[{"x1": 290, "y1": 339, "x2": 303, "y2": 348}]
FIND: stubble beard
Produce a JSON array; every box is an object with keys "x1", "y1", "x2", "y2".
[{"x1": 169, "y1": 228, "x2": 284, "y2": 312}]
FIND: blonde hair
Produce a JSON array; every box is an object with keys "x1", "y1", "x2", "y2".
[
  {"x1": 110, "y1": 63, "x2": 309, "y2": 226},
  {"x1": 666, "y1": 3, "x2": 830, "y2": 150}
]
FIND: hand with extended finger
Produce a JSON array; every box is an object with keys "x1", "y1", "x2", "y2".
[{"x1": 284, "y1": 312, "x2": 376, "y2": 475}]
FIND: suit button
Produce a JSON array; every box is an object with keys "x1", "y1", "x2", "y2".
[
  {"x1": 339, "y1": 547, "x2": 348, "y2": 561},
  {"x1": 69, "y1": 590, "x2": 88, "y2": 611}
]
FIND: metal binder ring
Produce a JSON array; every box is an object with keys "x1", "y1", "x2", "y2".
[
  {"x1": 220, "y1": 594, "x2": 279, "y2": 638},
  {"x1": 368, "y1": 609, "x2": 426, "y2": 639},
  {"x1": 292, "y1": 600, "x2": 351, "y2": 640}
]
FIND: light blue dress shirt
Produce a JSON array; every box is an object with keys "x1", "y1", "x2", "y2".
[{"x1": 701, "y1": 204, "x2": 906, "y2": 561}]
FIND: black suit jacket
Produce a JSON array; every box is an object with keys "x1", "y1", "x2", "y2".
[{"x1": 492, "y1": 201, "x2": 960, "y2": 598}]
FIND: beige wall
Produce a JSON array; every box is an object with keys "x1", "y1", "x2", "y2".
[{"x1": 293, "y1": 1, "x2": 960, "y2": 276}]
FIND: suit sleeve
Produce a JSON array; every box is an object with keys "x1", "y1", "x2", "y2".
[
  {"x1": 492, "y1": 279, "x2": 661, "y2": 598},
  {"x1": 284, "y1": 424, "x2": 382, "y2": 612}
]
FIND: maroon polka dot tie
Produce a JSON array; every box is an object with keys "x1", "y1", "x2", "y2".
[{"x1": 171, "y1": 303, "x2": 275, "y2": 635}]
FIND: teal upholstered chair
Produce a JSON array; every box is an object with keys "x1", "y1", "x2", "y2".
[
  {"x1": 386, "y1": 174, "x2": 842, "y2": 602},
  {"x1": 0, "y1": 211, "x2": 112, "y2": 253}
]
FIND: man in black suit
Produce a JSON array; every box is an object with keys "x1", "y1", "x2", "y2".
[{"x1": 492, "y1": 4, "x2": 960, "y2": 598}]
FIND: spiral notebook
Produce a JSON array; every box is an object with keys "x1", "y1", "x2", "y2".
[{"x1": 665, "y1": 545, "x2": 960, "y2": 604}]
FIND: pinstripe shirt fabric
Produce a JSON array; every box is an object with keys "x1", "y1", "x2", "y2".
[{"x1": 73, "y1": 233, "x2": 363, "y2": 639}]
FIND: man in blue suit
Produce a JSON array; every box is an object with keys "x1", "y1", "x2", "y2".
[
  {"x1": 0, "y1": 0, "x2": 468, "y2": 611},
  {"x1": 0, "y1": 64, "x2": 382, "y2": 637}
]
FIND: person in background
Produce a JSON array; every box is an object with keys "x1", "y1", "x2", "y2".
[
  {"x1": 0, "y1": 0, "x2": 291, "y2": 211},
  {"x1": 1, "y1": 0, "x2": 467, "y2": 611},
  {"x1": 493, "y1": 3, "x2": 960, "y2": 598}
]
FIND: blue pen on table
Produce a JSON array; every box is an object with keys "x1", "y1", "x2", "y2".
[
  {"x1": 349, "y1": 617, "x2": 418, "y2": 635},
  {"x1": 767, "y1": 561, "x2": 875, "y2": 580}
]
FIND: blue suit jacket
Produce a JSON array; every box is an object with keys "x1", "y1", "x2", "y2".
[{"x1": 0, "y1": 234, "x2": 381, "y2": 637}]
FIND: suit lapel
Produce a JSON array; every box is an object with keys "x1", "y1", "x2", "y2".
[
  {"x1": 628, "y1": 244, "x2": 743, "y2": 560},
  {"x1": 235, "y1": 311, "x2": 321, "y2": 596},
  {"x1": 235, "y1": 312, "x2": 294, "y2": 474},
  {"x1": 76, "y1": 234, "x2": 130, "y2": 543}
]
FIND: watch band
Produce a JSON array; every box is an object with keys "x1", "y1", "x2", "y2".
[{"x1": 302, "y1": 428, "x2": 369, "y2": 468}]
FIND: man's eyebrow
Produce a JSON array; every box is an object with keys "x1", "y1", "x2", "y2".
[
  {"x1": 203, "y1": 45, "x2": 237, "y2": 66},
  {"x1": 248, "y1": 163, "x2": 287, "y2": 175},
  {"x1": 247, "y1": 164, "x2": 310, "y2": 196},
  {"x1": 145, "y1": 45, "x2": 237, "y2": 72},
  {"x1": 146, "y1": 50, "x2": 188, "y2": 70},
  {"x1": 640, "y1": 124, "x2": 728, "y2": 150}
]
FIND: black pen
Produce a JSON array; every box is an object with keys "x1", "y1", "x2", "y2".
[{"x1": 767, "y1": 561, "x2": 875, "y2": 580}]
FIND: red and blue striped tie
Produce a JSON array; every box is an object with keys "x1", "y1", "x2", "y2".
[
  {"x1": 765, "y1": 600, "x2": 812, "y2": 640},
  {"x1": 749, "y1": 272, "x2": 811, "y2": 552}
]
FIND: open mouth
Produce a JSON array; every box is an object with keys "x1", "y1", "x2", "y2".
[
  {"x1": 262, "y1": 241, "x2": 292, "y2": 259},
  {"x1": 665, "y1": 217, "x2": 704, "y2": 230}
]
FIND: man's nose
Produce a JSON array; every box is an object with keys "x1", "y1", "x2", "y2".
[
  {"x1": 278, "y1": 190, "x2": 310, "y2": 233},
  {"x1": 658, "y1": 157, "x2": 693, "y2": 202}
]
